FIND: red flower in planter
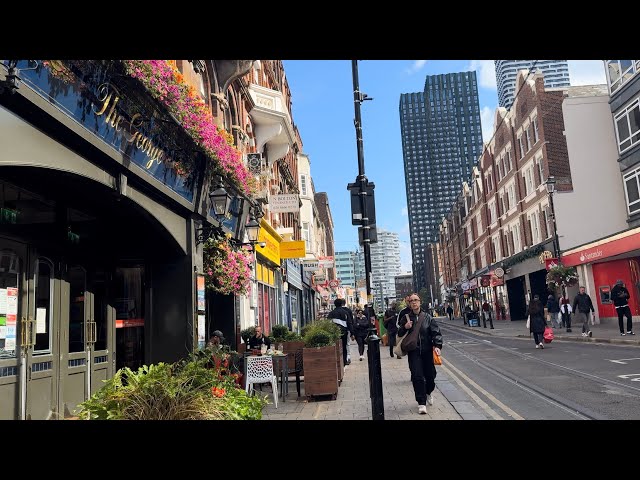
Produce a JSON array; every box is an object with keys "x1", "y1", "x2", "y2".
[{"x1": 211, "y1": 386, "x2": 226, "y2": 398}]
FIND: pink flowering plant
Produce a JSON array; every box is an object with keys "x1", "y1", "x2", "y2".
[
  {"x1": 40, "y1": 60, "x2": 256, "y2": 197},
  {"x1": 121, "y1": 60, "x2": 256, "y2": 196},
  {"x1": 203, "y1": 235, "x2": 253, "y2": 295}
]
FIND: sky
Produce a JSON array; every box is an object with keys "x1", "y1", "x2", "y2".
[{"x1": 282, "y1": 60, "x2": 607, "y2": 273}]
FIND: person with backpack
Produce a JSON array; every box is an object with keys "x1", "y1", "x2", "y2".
[
  {"x1": 353, "y1": 308, "x2": 373, "y2": 361},
  {"x1": 327, "y1": 298, "x2": 355, "y2": 366}
]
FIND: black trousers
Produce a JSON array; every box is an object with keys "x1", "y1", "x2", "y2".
[
  {"x1": 407, "y1": 348, "x2": 436, "y2": 405},
  {"x1": 341, "y1": 331, "x2": 349, "y2": 365},
  {"x1": 387, "y1": 331, "x2": 397, "y2": 357},
  {"x1": 617, "y1": 305, "x2": 633, "y2": 333},
  {"x1": 355, "y1": 334, "x2": 367, "y2": 356}
]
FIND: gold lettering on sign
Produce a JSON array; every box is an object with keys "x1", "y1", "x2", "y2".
[{"x1": 93, "y1": 83, "x2": 171, "y2": 171}]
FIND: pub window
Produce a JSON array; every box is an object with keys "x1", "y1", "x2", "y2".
[{"x1": 599, "y1": 285, "x2": 612, "y2": 304}]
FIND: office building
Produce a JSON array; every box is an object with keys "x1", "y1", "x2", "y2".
[
  {"x1": 370, "y1": 229, "x2": 402, "y2": 311},
  {"x1": 399, "y1": 71, "x2": 483, "y2": 292},
  {"x1": 495, "y1": 60, "x2": 570, "y2": 110}
]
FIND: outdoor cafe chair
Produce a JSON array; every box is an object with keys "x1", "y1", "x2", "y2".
[{"x1": 245, "y1": 355, "x2": 278, "y2": 408}]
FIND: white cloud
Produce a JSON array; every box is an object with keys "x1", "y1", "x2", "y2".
[
  {"x1": 480, "y1": 106, "x2": 494, "y2": 144},
  {"x1": 401, "y1": 206, "x2": 408, "y2": 216},
  {"x1": 568, "y1": 60, "x2": 606, "y2": 86},
  {"x1": 467, "y1": 60, "x2": 496, "y2": 89},
  {"x1": 405, "y1": 60, "x2": 427, "y2": 75}
]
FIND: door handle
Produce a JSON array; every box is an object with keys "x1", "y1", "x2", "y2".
[
  {"x1": 29, "y1": 317, "x2": 36, "y2": 347},
  {"x1": 20, "y1": 317, "x2": 28, "y2": 348}
]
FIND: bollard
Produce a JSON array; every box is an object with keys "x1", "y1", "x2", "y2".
[{"x1": 366, "y1": 326, "x2": 385, "y2": 420}]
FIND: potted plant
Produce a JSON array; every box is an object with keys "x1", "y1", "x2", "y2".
[
  {"x1": 546, "y1": 265, "x2": 578, "y2": 295},
  {"x1": 302, "y1": 320, "x2": 342, "y2": 400}
]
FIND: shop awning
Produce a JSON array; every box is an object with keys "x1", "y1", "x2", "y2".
[{"x1": 562, "y1": 226, "x2": 640, "y2": 267}]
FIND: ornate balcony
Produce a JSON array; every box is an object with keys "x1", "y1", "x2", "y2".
[{"x1": 248, "y1": 83, "x2": 296, "y2": 166}]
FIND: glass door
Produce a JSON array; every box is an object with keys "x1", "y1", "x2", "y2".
[
  {"x1": 25, "y1": 257, "x2": 58, "y2": 419},
  {"x1": 0, "y1": 240, "x2": 27, "y2": 419},
  {"x1": 88, "y1": 271, "x2": 114, "y2": 394},
  {"x1": 59, "y1": 264, "x2": 90, "y2": 418}
]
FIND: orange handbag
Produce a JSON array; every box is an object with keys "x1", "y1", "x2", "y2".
[{"x1": 433, "y1": 348, "x2": 442, "y2": 366}]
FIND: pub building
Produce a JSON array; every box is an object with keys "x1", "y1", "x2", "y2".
[{"x1": 0, "y1": 60, "x2": 255, "y2": 419}]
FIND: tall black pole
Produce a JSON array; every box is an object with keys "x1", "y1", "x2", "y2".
[
  {"x1": 352, "y1": 60, "x2": 372, "y2": 301},
  {"x1": 351, "y1": 60, "x2": 384, "y2": 421}
]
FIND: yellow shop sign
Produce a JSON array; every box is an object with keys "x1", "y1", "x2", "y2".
[
  {"x1": 257, "y1": 219, "x2": 281, "y2": 266},
  {"x1": 280, "y1": 241, "x2": 306, "y2": 259}
]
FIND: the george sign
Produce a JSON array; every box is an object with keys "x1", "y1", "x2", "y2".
[
  {"x1": 303, "y1": 260, "x2": 319, "y2": 272},
  {"x1": 539, "y1": 250, "x2": 553, "y2": 264},
  {"x1": 494, "y1": 267, "x2": 505, "y2": 278},
  {"x1": 480, "y1": 275, "x2": 491, "y2": 287},
  {"x1": 545, "y1": 258, "x2": 559, "y2": 271},
  {"x1": 318, "y1": 256, "x2": 334, "y2": 268},
  {"x1": 269, "y1": 194, "x2": 300, "y2": 213},
  {"x1": 280, "y1": 241, "x2": 306, "y2": 259}
]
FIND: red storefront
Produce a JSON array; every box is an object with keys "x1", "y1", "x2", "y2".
[{"x1": 563, "y1": 227, "x2": 640, "y2": 318}]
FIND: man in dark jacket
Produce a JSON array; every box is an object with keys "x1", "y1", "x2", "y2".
[
  {"x1": 573, "y1": 286, "x2": 595, "y2": 338},
  {"x1": 327, "y1": 298, "x2": 355, "y2": 365},
  {"x1": 611, "y1": 279, "x2": 635, "y2": 336},
  {"x1": 383, "y1": 302, "x2": 399, "y2": 358}
]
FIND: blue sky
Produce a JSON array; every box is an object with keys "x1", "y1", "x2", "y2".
[{"x1": 282, "y1": 60, "x2": 606, "y2": 272}]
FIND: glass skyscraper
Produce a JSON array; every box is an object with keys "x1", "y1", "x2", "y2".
[
  {"x1": 399, "y1": 71, "x2": 483, "y2": 292},
  {"x1": 495, "y1": 60, "x2": 570, "y2": 110}
]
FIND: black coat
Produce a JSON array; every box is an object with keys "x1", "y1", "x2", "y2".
[
  {"x1": 397, "y1": 309, "x2": 443, "y2": 355},
  {"x1": 611, "y1": 284, "x2": 630, "y2": 307},
  {"x1": 527, "y1": 299, "x2": 546, "y2": 334},
  {"x1": 383, "y1": 308, "x2": 398, "y2": 334}
]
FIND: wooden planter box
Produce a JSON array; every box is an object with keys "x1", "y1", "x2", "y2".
[
  {"x1": 303, "y1": 345, "x2": 339, "y2": 399},
  {"x1": 336, "y1": 340, "x2": 342, "y2": 383}
]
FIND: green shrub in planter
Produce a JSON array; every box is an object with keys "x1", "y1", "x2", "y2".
[
  {"x1": 285, "y1": 330, "x2": 302, "y2": 341},
  {"x1": 240, "y1": 326, "x2": 256, "y2": 346},
  {"x1": 77, "y1": 350, "x2": 267, "y2": 420},
  {"x1": 304, "y1": 329, "x2": 334, "y2": 348},
  {"x1": 271, "y1": 324, "x2": 289, "y2": 342}
]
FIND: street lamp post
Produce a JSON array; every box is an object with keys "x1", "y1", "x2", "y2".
[
  {"x1": 545, "y1": 176, "x2": 560, "y2": 261},
  {"x1": 351, "y1": 60, "x2": 384, "y2": 421}
]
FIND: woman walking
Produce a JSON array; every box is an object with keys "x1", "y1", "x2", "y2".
[
  {"x1": 397, "y1": 293, "x2": 443, "y2": 414},
  {"x1": 527, "y1": 294, "x2": 547, "y2": 349}
]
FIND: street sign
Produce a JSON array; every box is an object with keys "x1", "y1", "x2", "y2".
[
  {"x1": 328, "y1": 279, "x2": 340, "y2": 288},
  {"x1": 319, "y1": 256, "x2": 334, "y2": 268},
  {"x1": 303, "y1": 260, "x2": 319, "y2": 272},
  {"x1": 494, "y1": 267, "x2": 504, "y2": 278},
  {"x1": 358, "y1": 224, "x2": 378, "y2": 245},
  {"x1": 347, "y1": 180, "x2": 376, "y2": 226}
]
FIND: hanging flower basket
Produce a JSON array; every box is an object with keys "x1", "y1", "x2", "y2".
[
  {"x1": 546, "y1": 265, "x2": 578, "y2": 289},
  {"x1": 203, "y1": 236, "x2": 253, "y2": 295}
]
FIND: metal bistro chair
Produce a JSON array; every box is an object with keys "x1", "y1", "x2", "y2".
[
  {"x1": 245, "y1": 355, "x2": 278, "y2": 408},
  {"x1": 288, "y1": 349, "x2": 304, "y2": 397}
]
